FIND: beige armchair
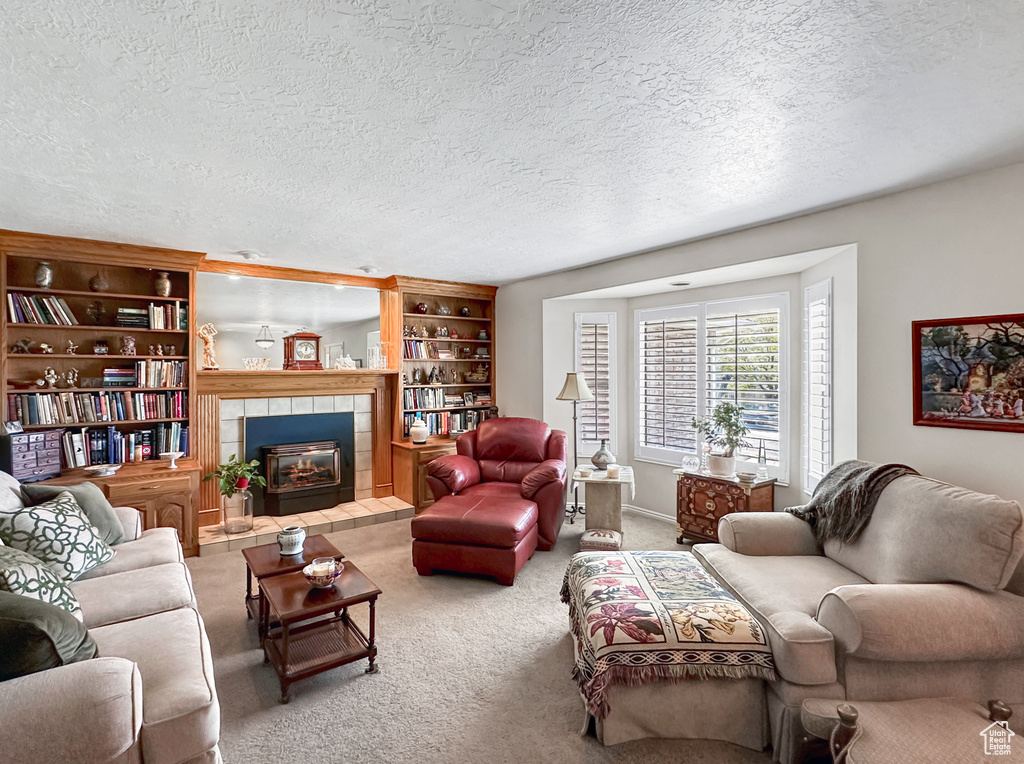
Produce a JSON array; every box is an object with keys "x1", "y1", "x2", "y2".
[{"x1": 692, "y1": 473, "x2": 1024, "y2": 764}]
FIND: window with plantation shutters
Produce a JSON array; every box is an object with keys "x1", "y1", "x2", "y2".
[
  {"x1": 574, "y1": 312, "x2": 617, "y2": 451},
  {"x1": 705, "y1": 301, "x2": 782, "y2": 466},
  {"x1": 635, "y1": 306, "x2": 700, "y2": 464},
  {"x1": 803, "y1": 280, "x2": 832, "y2": 492},
  {"x1": 635, "y1": 294, "x2": 789, "y2": 480}
]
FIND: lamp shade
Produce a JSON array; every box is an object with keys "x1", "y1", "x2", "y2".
[{"x1": 556, "y1": 372, "x2": 594, "y2": 402}]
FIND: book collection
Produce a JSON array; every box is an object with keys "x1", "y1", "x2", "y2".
[
  {"x1": 402, "y1": 340, "x2": 442, "y2": 359},
  {"x1": 60, "y1": 423, "x2": 189, "y2": 468},
  {"x1": 7, "y1": 292, "x2": 79, "y2": 324},
  {"x1": 116, "y1": 302, "x2": 187, "y2": 330},
  {"x1": 9, "y1": 390, "x2": 187, "y2": 427},
  {"x1": 401, "y1": 409, "x2": 486, "y2": 437},
  {"x1": 402, "y1": 387, "x2": 492, "y2": 410},
  {"x1": 101, "y1": 360, "x2": 187, "y2": 388}
]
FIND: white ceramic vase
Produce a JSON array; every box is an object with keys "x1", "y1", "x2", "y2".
[
  {"x1": 410, "y1": 417, "x2": 429, "y2": 444},
  {"x1": 277, "y1": 525, "x2": 306, "y2": 556},
  {"x1": 707, "y1": 454, "x2": 736, "y2": 478}
]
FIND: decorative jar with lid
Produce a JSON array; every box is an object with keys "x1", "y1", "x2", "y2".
[
  {"x1": 410, "y1": 417, "x2": 429, "y2": 444},
  {"x1": 277, "y1": 525, "x2": 306, "y2": 556}
]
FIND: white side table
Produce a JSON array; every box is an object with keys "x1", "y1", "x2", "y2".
[{"x1": 571, "y1": 467, "x2": 635, "y2": 534}]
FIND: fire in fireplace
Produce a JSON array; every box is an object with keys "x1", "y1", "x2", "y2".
[{"x1": 264, "y1": 441, "x2": 341, "y2": 494}]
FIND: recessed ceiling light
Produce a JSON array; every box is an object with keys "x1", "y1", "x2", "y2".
[
  {"x1": 359, "y1": 266, "x2": 378, "y2": 275},
  {"x1": 237, "y1": 250, "x2": 261, "y2": 261},
  {"x1": 334, "y1": 284, "x2": 345, "y2": 290},
  {"x1": 670, "y1": 281, "x2": 691, "y2": 287},
  {"x1": 228, "y1": 274, "x2": 241, "y2": 280}
]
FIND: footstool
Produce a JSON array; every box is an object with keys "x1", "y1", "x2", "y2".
[
  {"x1": 579, "y1": 529, "x2": 622, "y2": 551},
  {"x1": 411, "y1": 494, "x2": 539, "y2": 585}
]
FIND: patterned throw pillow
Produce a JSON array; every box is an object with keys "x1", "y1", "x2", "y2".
[
  {"x1": 0, "y1": 491, "x2": 114, "y2": 581},
  {"x1": 0, "y1": 545, "x2": 83, "y2": 621}
]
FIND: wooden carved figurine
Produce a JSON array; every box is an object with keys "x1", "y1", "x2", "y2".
[
  {"x1": 66, "y1": 339, "x2": 78, "y2": 354},
  {"x1": 63, "y1": 369, "x2": 79, "y2": 388},
  {"x1": 198, "y1": 322, "x2": 219, "y2": 370},
  {"x1": 11, "y1": 338, "x2": 32, "y2": 354},
  {"x1": 43, "y1": 367, "x2": 58, "y2": 389},
  {"x1": 121, "y1": 336, "x2": 137, "y2": 356},
  {"x1": 39, "y1": 343, "x2": 54, "y2": 354}
]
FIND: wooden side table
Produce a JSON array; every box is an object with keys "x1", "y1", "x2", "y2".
[
  {"x1": 674, "y1": 470, "x2": 776, "y2": 543},
  {"x1": 391, "y1": 438, "x2": 457, "y2": 513},
  {"x1": 240, "y1": 535, "x2": 345, "y2": 637},
  {"x1": 260, "y1": 561, "x2": 381, "y2": 703}
]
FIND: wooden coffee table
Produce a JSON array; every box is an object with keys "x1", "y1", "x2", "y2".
[
  {"x1": 240, "y1": 535, "x2": 345, "y2": 638},
  {"x1": 260, "y1": 560, "x2": 381, "y2": 703}
]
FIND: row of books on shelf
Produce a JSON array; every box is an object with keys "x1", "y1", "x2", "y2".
[
  {"x1": 60, "y1": 423, "x2": 189, "y2": 468},
  {"x1": 103, "y1": 360, "x2": 187, "y2": 388},
  {"x1": 7, "y1": 292, "x2": 79, "y2": 325},
  {"x1": 9, "y1": 390, "x2": 188, "y2": 427},
  {"x1": 115, "y1": 303, "x2": 187, "y2": 331},
  {"x1": 402, "y1": 388, "x2": 493, "y2": 409},
  {"x1": 401, "y1": 409, "x2": 490, "y2": 437},
  {"x1": 402, "y1": 340, "x2": 447, "y2": 359}
]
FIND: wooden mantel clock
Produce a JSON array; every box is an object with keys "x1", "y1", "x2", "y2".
[{"x1": 282, "y1": 330, "x2": 324, "y2": 370}]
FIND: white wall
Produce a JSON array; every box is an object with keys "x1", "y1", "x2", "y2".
[
  {"x1": 321, "y1": 318, "x2": 380, "y2": 366},
  {"x1": 498, "y1": 161, "x2": 1024, "y2": 511}
]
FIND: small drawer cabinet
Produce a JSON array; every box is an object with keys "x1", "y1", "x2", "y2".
[
  {"x1": 391, "y1": 439, "x2": 457, "y2": 513},
  {"x1": 674, "y1": 470, "x2": 776, "y2": 543},
  {"x1": 0, "y1": 430, "x2": 62, "y2": 482}
]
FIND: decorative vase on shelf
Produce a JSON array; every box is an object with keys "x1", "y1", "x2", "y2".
[
  {"x1": 88, "y1": 273, "x2": 108, "y2": 292},
  {"x1": 154, "y1": 271, "x2": 172, "y2": 297},
  {"x1": 221, "y1": 480, "x2": 253, "y2": 534},
  {"x1": 34, "y1": 261, "x2": 54, "y2": 288},
  {"x1": 277, "y1": 525, "x2": 306, "y2": 556},
  {"x1": 410, "y1": 417, "x2": 429, "y2": 444},
  {"x1": 591, "y1": 439, "x2": 615, "y2": 470}
]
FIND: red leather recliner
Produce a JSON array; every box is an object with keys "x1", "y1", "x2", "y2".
[{"x1": 411, "y1": 418, "x2": 568, "y2": 585}]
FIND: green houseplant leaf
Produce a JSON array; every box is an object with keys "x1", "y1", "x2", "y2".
[
  {"x1": 203, "y1": 455, "x2": 267, "y2": 498},
  {"x1": 691, "y1": 402, "x2": 749, "y2": 457}
]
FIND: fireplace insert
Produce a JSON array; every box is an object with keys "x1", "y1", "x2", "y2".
[{"x1": 263, "y1": 441, "x2": 341, "y2": 494}]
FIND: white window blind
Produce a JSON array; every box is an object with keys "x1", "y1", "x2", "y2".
[
  {"x1": 705, "y1": 303, "x2": 782, "y2": 465},
  {"x1": 574, "y1": 312, "x2": 617, "y2": 450},
  {"x1": 803, "y1": 279, "x2": 833, "y2": 492},
  {"x1": 635, "y1": 294, "x2": 789, "y2": 479},
  {"x1": 636, "y1": 306, "x2": 700, "y2": 464}
]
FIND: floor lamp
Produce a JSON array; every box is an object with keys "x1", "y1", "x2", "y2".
[{"x1": 557, "y1": 372, "x2": 593, "y2": 524}]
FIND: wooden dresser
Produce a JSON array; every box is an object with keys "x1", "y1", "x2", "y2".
[
  {"x1": 674, "y1": 470, "x2": 776, "y2": 543},
  {"x1": 391, "y1": 438, "x2": 456, "y2": 513},
  {"x1": 40, "y1": 460, "x2": 201, "y2": 556}
]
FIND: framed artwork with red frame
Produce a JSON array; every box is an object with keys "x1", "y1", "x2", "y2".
[{"x1": 913, "y1": 313, "x2": 1024, "y2": 432}]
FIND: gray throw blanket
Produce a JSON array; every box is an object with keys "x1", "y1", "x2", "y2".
[{"x1": 786, "y1": 460, "x2": 919, "y2": 544}]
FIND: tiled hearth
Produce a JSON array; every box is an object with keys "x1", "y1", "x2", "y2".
[{"x1": 198, "y1": 496, "x2": 414, "y2": 556}]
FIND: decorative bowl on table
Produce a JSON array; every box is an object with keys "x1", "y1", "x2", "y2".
[
  {"x1": 302, "y1": 558, "x2": 344, "y2": 589},
  {"x1": 736, "y1": 471, "x2": 758, "y2": 483},
  {"x1": 160, "y1": 450, "x2": 185, "y2": 469}
]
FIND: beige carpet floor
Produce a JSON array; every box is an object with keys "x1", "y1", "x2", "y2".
[{"x1": 186, "y1": 512, "x2": 774, "y2": 764}]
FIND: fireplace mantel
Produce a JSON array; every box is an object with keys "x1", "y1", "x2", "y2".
[{"x1": 195, "y1": 369, "x2": 398, "y2": 526}]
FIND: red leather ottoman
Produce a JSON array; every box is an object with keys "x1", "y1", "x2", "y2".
[{"x1": 411, "y1": 494, "x2": 539, "y2": 586}]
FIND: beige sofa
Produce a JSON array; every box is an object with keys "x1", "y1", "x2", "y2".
[
  {"x1": 692, "y1": 473, "x2": 1024, "y2": 764},
  {"x1": 0, "y1": 474, "x2": 221, "y2": 764}
]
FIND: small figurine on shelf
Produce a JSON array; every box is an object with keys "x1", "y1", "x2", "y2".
[
  {"x1": 418, "y1": 326, "x2": 430, "y2": 338},
  {"x1": 451, "y1": 370, "x2": 461, "y2": 384},
  {"x1": 402, "y1": 372, "x2": 409, "y2": 385},
  {"x1": 450, "y1": 329, "x2": 459, "y2": 340},
  {"x1": 412, "y1": 367, "x2": 425, "y2": 385},
  {"x1": 155, "y1": 344, "x2": 164, "y2": 356},
  {"x1": 11, "y1": 339, "x2": 32, "y2": 354},
  {"x1": 39, "y1": 343, "x2": 53, "y2": 354},
  {"x1": 403, "y1": 325, "x2": 413, "y2": 337},
  {"x1": 85, "y1": 301, "x2": 105, "y2": 325},
  {"x1": 437, "y1": 305, "x2": 451, "y2": 316},
  {"x1": 477, "y1": 329, "x2": 489, "y2": 341},
  {"x1": 93, "y1": 340, "x2": 109, "y2": 355},
  {"x1": 164, "y1": 344, "x2": 176, "y2": 356},
  {"x1": 121, "y1": 336, "x2": 137, "y2": 356},
  {"x1": 459, "y1": 306, "x2": 472, "y2": 317},
  {"x1": 148, "y1": 344, "x2": 156, "y2": 355},
  {"x1": 89, "y1": 273, "x2": 109, "y2": 292},
  {"x1": 435, "y1": 326, "x2": 449, "y2": 338},
  {"x1": 437, "y1": 368, "x2": 447, "y2": 383},
  {"x1": 198, "y1": 322, "x2": 219, "y2": 370},
  {"x1": 63, "y1": 369, "x2": 79, "y2": 388},
  {"x1": 43, "y1": 367, "x2": 58, "y2": 389},
  {"x1": 427, "y1": 366, "x2": 440, "y2": 384},
  {"x1": 66, "y1": 340, "x2": 78, "y2": 354},
  {"x1": 34, "y1": 261, "x2": 54, "y2": 288}
]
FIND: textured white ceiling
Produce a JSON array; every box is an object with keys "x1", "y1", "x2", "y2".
[{"x1": 3, "y1": 2, "x2": 1024, "y2": 284}]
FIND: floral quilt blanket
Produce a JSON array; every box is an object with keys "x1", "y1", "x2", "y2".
[{"x1": 560, "y1": 551, "x2": 776, "y2": 720}]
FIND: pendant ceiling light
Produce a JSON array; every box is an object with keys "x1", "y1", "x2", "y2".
[{"x1": 255, "y1": 325, "x2": 275, "y2": 349}]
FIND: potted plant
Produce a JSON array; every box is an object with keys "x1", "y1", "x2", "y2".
[
  {"x1": 692, "y1": 402, "x2": 749, "y2": 477},
  {"x1": 204, "y1": 455, "x2": 266, "y2": 534}
]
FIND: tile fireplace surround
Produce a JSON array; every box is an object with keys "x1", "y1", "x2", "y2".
[{"x1": 220, "y1": 394, "x2": 372, "y2": 499}]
